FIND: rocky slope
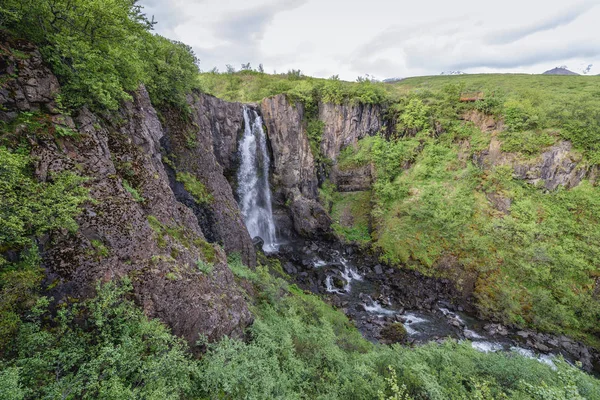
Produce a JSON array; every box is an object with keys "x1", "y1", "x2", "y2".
[{"x1": 1, "y1": 38, "x2": 253, "y2": 348}]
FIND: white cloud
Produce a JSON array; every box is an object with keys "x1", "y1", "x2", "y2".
[{"x1": 140, "y1": 0, "x2": 600, "y2": 79}]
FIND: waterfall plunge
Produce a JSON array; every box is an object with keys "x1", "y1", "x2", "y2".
[{"x1": 237, "y1": 107, "x2": 278, "y2": 252}]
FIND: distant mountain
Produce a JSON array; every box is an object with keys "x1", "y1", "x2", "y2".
[
  {"x1": 382, "y1": 77, "x2": 404, "y2": 83},
  {"x1": 441, "y1": 71, "x2": 465, "y2": 75},
  {"x1": 542, "y1": 67, "x2": 579, "y2": 75}
]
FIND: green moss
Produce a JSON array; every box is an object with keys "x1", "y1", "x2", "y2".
[
  {"x1": 196, "y1": 260, "x2": 213, "y2": 275},
  {"x1": 194, "y1": 238, "x2": 216, "y2": 263},
  {"x1": 165, "y1": 272, "x2": 178, "y2": 281},
  {"x1": 90, "y1": 239, "x2": 109, "y2": 259},
  {"x1": 147, "y1": 216, "x2": 167, "y2": 248},
  {"x1": 306, "y1": 119, "x2": 325, "y2": 161},
  {"x1": 123, "y1": 179, "x2": 145, "y2": 203},
  {"x1": 380, "y1": 323, "x2": 408, "y2": 344},
  {"x1": 176, "y1": 172, "x2": 213, "y2": 204}
]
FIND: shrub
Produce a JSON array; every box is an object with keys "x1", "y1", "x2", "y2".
[
  {"x1": 1, "y1": 0, "x2": 199, "y2": 110},
  {"x1": 196, "y1": 259, "x2": 213, "y2": 275},
  {"x1": 503, "y1": 99, "x2": 542, "y2": 132}
]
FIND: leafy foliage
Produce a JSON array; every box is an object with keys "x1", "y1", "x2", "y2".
[
  {"x1": 1, "y1": 0, "x2": 199, "y2": 110},
  {"x1": 198, "y1": 69, "x2": 391, "y2": 106},
  {"x1": 5, "y1": 280, "x2": 195, "y2": 399},
  {"x1": 1, "y1": 262, "x2": 599, "y2": 399},
  {"x1": 0, "y1": 147, "x2": 88, "y2": 254},
  {"x1": 338, "y1": 117, "x2": 600, "y2": 344}
]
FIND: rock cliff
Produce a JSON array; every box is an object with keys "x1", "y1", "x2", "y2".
[
  {"x1": 160, "y1": 93, "x2": 256, "y2": 266},
  {"x1": 475, "y1": 139, "x2": 589, "y2": 190},
  {"x1": 319, "y1": 102, "x2": 382, "y2": 161},
  {"x1": 1, "y1": 38, "x2": 253, "y2": 348},
  {"x1": 261, "y1": 95, "x2": 331, "y2": 237}
]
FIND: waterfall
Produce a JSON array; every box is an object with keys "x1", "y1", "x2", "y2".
[{"x1": 237, "y1": 107, "x2": 278, "y2": 252}]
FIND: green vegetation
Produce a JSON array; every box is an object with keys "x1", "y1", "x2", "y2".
[
  {"x1": 89, "y1": 239, "x2": 109, "y2": 260},
  {"x1": 330, "y1": 191, "x2": 372, "y2": 244},
  {"x1": 393, "y1": 74, "x2": 600, "y2": 162},
  {"x1": 1, "y1": 261, "x2": 598, "y2": 399},
  {"x1": 330, "y1": 84, "x2": 600, "y2": 346},
  {"x1": 176, "y1": 172, "x2": 213, "y2": 204},
  {"x1": 147, "y1": 215, "x2": 206, "y2": 252},
  {"x1": 198, "y1": 69, "x2": 389, "y2": 105},
  {"x1": 1, "y1": 0, "x2": 199, "y2": 110},
  {"x1": 196, "y1": 259, "x2": 214, "y2": 275},
  {"x1": 1, "y1": 280, "x2": 195, "y2": 399},
  {"x1": 3, "y1": 0, "x2": 600, "y2": 395},
  {"x1": 122, "y1": 179, "x2": 145, "y2": 203},
  {"x1": 0, "y1": 144, "x2": 89, "y2": 353}
]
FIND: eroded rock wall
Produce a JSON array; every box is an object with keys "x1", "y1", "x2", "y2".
[
  {"x1": 261, "y1": 95, "x2": 331, "y2": 237},
  {"x1": 319, "y1": 102, "x2": 383, "y2": 161},
  {"x1": 160, "y1": 92, "x2": 256, "y2": 266},
  {"x1": 0, "y1": 38, "x2": 253, "y2": 348}
]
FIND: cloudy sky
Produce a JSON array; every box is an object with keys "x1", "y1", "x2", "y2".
[{"x1": 140, "y1": 0, "x2": 600, "y2": 80}]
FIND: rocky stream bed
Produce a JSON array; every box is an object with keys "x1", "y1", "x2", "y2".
[{"x1": 272, "y1": 240, "x2": 600, "y2": 374}]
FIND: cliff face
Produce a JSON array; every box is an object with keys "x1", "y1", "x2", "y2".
[
  {"x1": 261, "y1": 95, "x2": 331, "y2": 237},
  {"x1": 160, "y1": 93, "x2": 256, "y2": 266},
  {"x1": 1, "y1": 39, "x2": 253, "y2": 348},
  {"x1": 319, "y1": 102, "x2": 382, "y2": 161},
  {"x1": 475, "y1": 139, "x2": 590, "y2": 191}
]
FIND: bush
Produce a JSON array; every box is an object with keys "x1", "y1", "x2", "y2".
[
  {"x1": 503, "y1": 99, "x2": 542, "y2": 132},
  {"x1": 1, "y1": 0, "x2": 199, "y2": 110}
]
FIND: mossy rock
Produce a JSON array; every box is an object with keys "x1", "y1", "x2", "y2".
[
  {"x1": 332, "y1": 277, "x2": 347, "y2": 290},
  {"x1": 380, "y1": 323, "x2": 407, "y2": 344}
]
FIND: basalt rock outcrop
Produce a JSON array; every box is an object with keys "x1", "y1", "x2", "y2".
[
  {"x1": 261, "y1": 94, "x2": 331, "y2": 237},
  {"x1": 475, "y1": 139, "x2": 589, "y2": 190},
  {"x1": 160, "y1": 93, "x2": 256, "y2": 267},
  {"x1": 319, "y1": 102, "x2": 383, "y2": 161},
  {"x1": 318, "y1": 102, "x2": 382, "y2": 192},
  {"x1": 1, "y1": 38, "x2": 253, "y2": 348}
]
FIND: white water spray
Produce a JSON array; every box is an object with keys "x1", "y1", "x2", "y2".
[{"x1": 237, "y1": 107, "x2": 277, "y2": 252}]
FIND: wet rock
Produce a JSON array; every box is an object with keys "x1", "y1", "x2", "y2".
[
  {"x1": 380, "y1": 323, "x2": 408, "y2": 344},
  {"x1": 516, "y1": 331, "x2": 530, "y2": 339},
  {"x1": 332, "y1": 276, "x2": 347, "y2": 290},
  {"x1": 450, "y1": 319, "x2": 462, "y2": 328},
  {"x1": 464, "y1": 330, "x2": 482, "y2": 340},
  {"x1": 484, "y1": 323, "x2": 509, "y2": 336},
  {"x1": 374, "y1": 264, "x2": 383, "y2": 275},
  {"x1": 534, "y1": 343, "x2": 550, "y2": 352},
  {"x1": 252, "y1": 236, "x2": 265, "y2": 250}
]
